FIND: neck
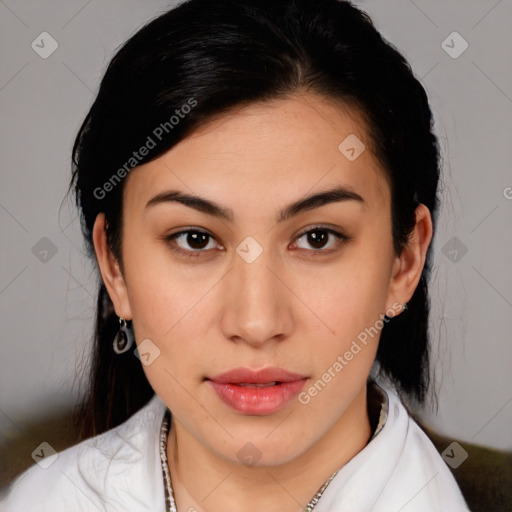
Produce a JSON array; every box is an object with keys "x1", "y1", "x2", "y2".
[{"x1": 167, "y1": 384, "x2": 372, "y2": 512}]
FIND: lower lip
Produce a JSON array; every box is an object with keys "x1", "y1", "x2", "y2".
[{"x1": 208, "y1": 379, "x2": 307, "y2": 415}]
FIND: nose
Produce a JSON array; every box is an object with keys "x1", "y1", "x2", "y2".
[{"x1": 219, "y1": 246, "x2": 294, "y2": 347}]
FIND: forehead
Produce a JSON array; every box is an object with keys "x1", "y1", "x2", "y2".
[{"x1": 123, "y1": 93, "x2": 390, "y2": 216}]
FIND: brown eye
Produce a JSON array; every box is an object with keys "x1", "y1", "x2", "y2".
[
  {"x1": 166, "y1": 229, "x2": 220, "y2": 258},
  {"x1": 305, "y1": 229, "x2": 329, "y2": 249},
  {"x1": 293, "y1": 227, "x2": 346, "y2": 253},
  {"x1": 182, "y1": 231, "x2": 210, "y2": 250}
]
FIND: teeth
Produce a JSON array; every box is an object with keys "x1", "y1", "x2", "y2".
[{"x1": 238, "y1": 382, "x2": 278, "y2": 388}]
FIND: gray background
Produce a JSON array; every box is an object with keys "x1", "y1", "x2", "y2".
[{"x1": 0, "y1": 0, "x2": 511, "y2": 451}]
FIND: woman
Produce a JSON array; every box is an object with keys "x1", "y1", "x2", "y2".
[{"x1": 0, "y1": 0, "x2": 470, "y2": 510}]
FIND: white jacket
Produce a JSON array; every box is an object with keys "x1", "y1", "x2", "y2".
[{"x1": 0, "y1": 385, "x2": 470, "y2": 511}]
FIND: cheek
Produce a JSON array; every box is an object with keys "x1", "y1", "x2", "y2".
[
  {"x1": 127, "y1": 281, "x2": 209, "y2": 420},
  {"x1": 297, "y1": 274, "x2": 387, "y2": 418},
  {"x1": 321, "y1": 250, "x2": 392, "y2": 334},
  {"x1": 127, "y1": 274, "x2": 209, "y2": 359},
  {"x1": 122, "y1": 230, "x2": 201, "y2": 335},
  {"x1": 301, "y1": 243, "x2": 393, "y2": 389}
]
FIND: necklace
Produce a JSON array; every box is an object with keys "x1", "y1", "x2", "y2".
[
  {"x1": 158, "y1": 384, "x2": 387, "y2": 512},
  {"x1": 159, "y1": 410, "x2": 177, "y2": 512},
  {"x1": 159, "y1": 411, "x2": 339, "y2": 512}
]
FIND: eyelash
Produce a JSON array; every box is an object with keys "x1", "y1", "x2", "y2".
[{"x1": 165, "y1": 226, "x2": 349, "y2": 259}]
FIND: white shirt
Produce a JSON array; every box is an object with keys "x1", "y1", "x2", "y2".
[{"x1": 0, "y1": 384, "x2": 470, "y2": 511}]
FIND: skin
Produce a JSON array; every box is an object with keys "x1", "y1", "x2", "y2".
[{"x1": 93, "y1": 92, "x2": 432, "y2": 512}]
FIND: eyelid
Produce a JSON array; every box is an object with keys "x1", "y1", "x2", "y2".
[{"x1": 294, "y1": 224, "x2": 344, "y2": 239}]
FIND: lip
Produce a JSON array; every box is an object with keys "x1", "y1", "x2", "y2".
[{"x1": 207, "y1": 367, "x2": 308, "y2": 415}]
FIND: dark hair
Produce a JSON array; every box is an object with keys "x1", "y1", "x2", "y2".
[{"x1": 71, "y1": 0, "x2": 440, "y2": 440}]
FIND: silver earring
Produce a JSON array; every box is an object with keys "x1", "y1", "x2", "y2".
[
  {"x1": 113, "y1": 317, "x2": 135, "y2": 354},
  {"x1": 384, "y1": 303, "x2": 409, "y2": 321}
]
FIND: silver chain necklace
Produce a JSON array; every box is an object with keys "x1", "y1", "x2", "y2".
[
  {"x1": 158, "y1": 384, "x2": 386, "y2": 512},
  {"x1": 158, "y1": 410, "x2": 340, "y2": 512}
]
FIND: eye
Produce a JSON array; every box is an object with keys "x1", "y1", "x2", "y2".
[
  {"x1": 165, "y1": 226, "x2": 348, "y2": 260},
  {"x1": 166, "y1": 229, "x2": 222, "y2": 258},
  {"x1": 292, "y1": 226, "x2": 347, "y2": 254}
]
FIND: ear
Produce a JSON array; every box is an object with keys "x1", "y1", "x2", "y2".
[
  {"x1": 385, "y1": 203, "x2": 433, "y2": 316},
  {"x1": 92, "y1": 213, "x2": 132, "y2": 320}
]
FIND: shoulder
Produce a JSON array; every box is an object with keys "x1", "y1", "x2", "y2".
[
  {"x1": 0, "y1": 395, "x2": 167, "y2": 512},
  {"x1": 315, "y1": 383, "x2": 471, "y2": 512},
  {"x1": 377, "y1": 388, "x2": 470, "y2": 511}
]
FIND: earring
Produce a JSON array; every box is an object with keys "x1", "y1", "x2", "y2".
[
  {"x1": 384, "y1": 303, "x2": 409, "y2": 321},
  {"x1": 113, "y1": 317, "x2": 135, "y2": 354}
]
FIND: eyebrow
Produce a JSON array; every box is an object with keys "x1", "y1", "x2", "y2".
[{"x1": 145, "y1": 185, "x2": 364, "y2": 223}]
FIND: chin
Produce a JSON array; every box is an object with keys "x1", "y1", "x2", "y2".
[{"x1": 218, "y1": 434, "x2": 313, "y2": 469}]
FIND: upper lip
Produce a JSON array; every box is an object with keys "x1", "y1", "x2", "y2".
[{"x1": 208, "y1": 367, "x2": 308, "y2": 384}]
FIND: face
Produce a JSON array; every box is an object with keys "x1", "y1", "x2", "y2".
[{"x1": 94, "y1": 92, "x2": 429, "y2": 468}]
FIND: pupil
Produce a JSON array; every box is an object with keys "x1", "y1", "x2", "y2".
[
  {"x1": 309, "y1": 230, "x2": 327, "y2": 249},
  {"x1": 188, "y1": 231, "x2": 209, "y2": 249}
]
